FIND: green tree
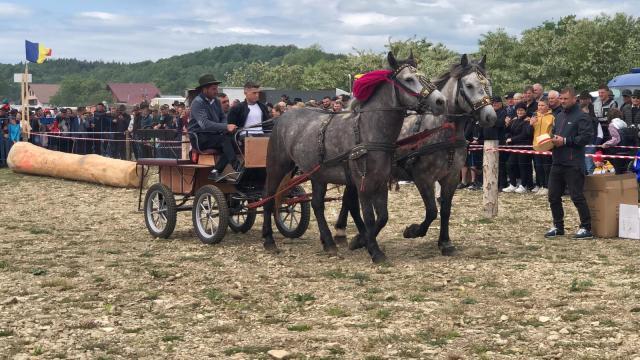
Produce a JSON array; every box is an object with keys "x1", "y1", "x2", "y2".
[{"x1": 49, "y1": 76, "x2": 111, "y2": 106}]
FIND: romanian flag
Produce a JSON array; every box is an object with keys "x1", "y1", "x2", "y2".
[{"x1": 25, "y1": 40, "x2": 52, "y2": 64}]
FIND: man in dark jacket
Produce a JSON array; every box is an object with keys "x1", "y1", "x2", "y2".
[
  {"x1": 227, "y1": 81, "x2": 272, "y2": 136},
  {"x1": 545, "y1": 87, "x2": 594, "y2": 239},
  {"x1": 622, "y1": 89, "x2": 640, "y2": 126},
  {"x1": 188, "y1": 74, "x2": 239, "y2": 181}
]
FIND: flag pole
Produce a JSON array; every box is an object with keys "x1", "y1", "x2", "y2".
[{"x1": 22, "y1": 63, "x2": 30, "y2": 139}]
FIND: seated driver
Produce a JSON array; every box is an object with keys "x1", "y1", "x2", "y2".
[{"x1": 187, "y1": 74, "x2": 241, "y2": 182}]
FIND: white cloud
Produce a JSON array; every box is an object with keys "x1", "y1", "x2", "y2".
[
  {"x1": 227, "y1": 27, "x2": 271, "y2": 35},
  {"x1": 76, "y1": 11, "x2": 133, "y2": 26},
  {"x1": 0, "y1": 2, "x2": 29, "y2": 16},
  {"x1": 340, "y1": 12, "x2": 399, "y2": 28}
]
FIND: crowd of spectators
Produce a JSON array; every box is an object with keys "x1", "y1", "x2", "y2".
[
  {"x1": 0, "y1": 92, "x2": 352, "y2": 166},
  {"x1": 458, "y1": 83, "x2": 640, "y2": 194}
]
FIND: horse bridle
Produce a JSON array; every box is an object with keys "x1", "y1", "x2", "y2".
[
  {"x1": 456, "y1": 69, "x2": 492, "y2": 113},
  {"x1": 388, "y1": 64, "x2": 438, "y2": 102}
]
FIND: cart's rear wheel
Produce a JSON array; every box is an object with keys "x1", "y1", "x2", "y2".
[
  {"x1": 144, "y1": 183, "x2": 177, "y2": 239},
  {"x1": 228, "y1": 198, "x2": 256, "y2": 233},
  {"x1": 275, "y1": 185, "x2": 310, "y2": 238},
  {"x1": 192, "y1": 185, "x2": 228, "y2": 244}
]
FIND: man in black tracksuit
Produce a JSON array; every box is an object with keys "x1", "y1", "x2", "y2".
[{"x1": 545, "y1": 87, "x2": 594, "y2": 239}]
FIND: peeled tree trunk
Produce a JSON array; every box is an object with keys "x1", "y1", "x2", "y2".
[{"x1": 7, "y1": 142, "x2": 141, "y2": 188}]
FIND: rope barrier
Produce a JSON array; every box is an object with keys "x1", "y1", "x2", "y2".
[{"x1": 465, "y1": 145, "x2": 640, "y2": 160}]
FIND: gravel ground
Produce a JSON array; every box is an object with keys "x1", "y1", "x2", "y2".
[{"x1": 1, "y1": 167, "x2": 640, "y2": 360}]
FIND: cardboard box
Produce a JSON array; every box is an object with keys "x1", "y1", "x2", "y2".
[
  {"x1": 619, "y1": 204, "x2": 640, "y2": 239},
  {"x1": 584, "y1": 173, "x2": 638, "y2": 237}
]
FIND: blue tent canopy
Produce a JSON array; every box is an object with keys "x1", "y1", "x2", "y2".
[{"x1": 608, "y1": 68, "x2": 640, "y2": 88}]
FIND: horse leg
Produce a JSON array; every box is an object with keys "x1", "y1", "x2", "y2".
[
  {"x1": 437, "y1": 175, "x2": 458, "y2": 256},
  {"x1": 261, "y1": 159, "x2": 294, "y2": 253},
  {"x1": 360, "y1": 192, "x2": 387, "y2": 263},
  {"x1": 343, "y1": 184, "x2": 367, "y2": 251},
  {"x1": 311, "y1": 180, "x2": 338, "y2": 256},
  {"x1": 403, "y1": 180, "x2": 438, "y2": 239},
  {"x1": 333, "y1": 188, "x2": 351, "y2": 246}
]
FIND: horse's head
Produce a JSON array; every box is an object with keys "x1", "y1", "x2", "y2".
[
  {"x1": 454, "y1": 54, "x2": 496, "y2": 127},
  {"x1": 387, "y1": 51, "x2": 446, "y2": 116}
]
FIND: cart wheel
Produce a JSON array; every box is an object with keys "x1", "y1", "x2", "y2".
[
  {"x1": 144, "y1": 183, "x2": 177, "y2": 239},
  {"x1": 192, "y1": 185, "x2": 228, "y2": 244},
  {"x1": 275, "y1": 185, "x2": 310, "y2": 238},
  {"x1": 228, "y1": 198, "x2": 257, "y2": 233}
]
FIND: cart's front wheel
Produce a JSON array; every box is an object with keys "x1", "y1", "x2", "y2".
[
  {"x1": 275, "y1": 185, "x2": 310, "y2": 238},
  {"x1": 144, "y1": 183, "x2": 177, "y2": 239},
  {"x1": 192, "y1": 185, "x2": 228, "y2": 244}
]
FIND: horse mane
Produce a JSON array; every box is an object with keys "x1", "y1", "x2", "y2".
[{"x1": 433, "y1": 60, "x2": 487, "y2": 90}]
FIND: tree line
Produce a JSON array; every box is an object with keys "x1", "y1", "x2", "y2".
[{"x1": 0, "y1": 13, "x2": 637, "y2": 106}]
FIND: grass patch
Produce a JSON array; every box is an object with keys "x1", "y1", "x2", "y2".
[
  {"x1": 324, "y1": 269, "x2": 348, "y2": 279},
  {"x1": 143, "y1": 292, "x2": 160, "y2": 301},
  {"x1": 462, "y1": 297, "x2": 477, "y2": 305},
  {"x1": 507, "y1": 288, "x2": 530, "y2": 298},
  {"x1": 374, "y1": 308, "x2": 391, "y2": 320},
  {"x1": 570, "y1": 278, "x2": 594, "y2": 292},
  {"x1": 205, "y1": 288, "x2": 224, "y2": 303},
  {"x1": 32, "y1": 345, "x2": 44, "y2": 356},
  {"x1": 290, "y1": 293, "x2": 316, "y2": 304},
  {"x1": 351, "y1": 272, "x2": 371, "y2": 285},
  {"x1": 161, "y1": 335, "x2": 183, "y2": 342},
  {"x1": 562, "y1": 309, "x2": 592, "y2": 322},
  {"x1": 28, "y1": 227, "x2": 52, "y2": 235},
  {"x1": 326, "y1": 307, "x2": 350, "y2": 317},
  {"x1": 123, "y1": 328, "x2": 142, "y2": 334},
  {"x1": 287, "y1": 324, "x2": 312, "y2": 332},
  {"x1": 458, "y1": 276, "x2": 475, "y2": 284},
  {"x1": 31, "y1": 268, "x2": 48, "y2": 276},
  {"x1": 210, "y1": 324, "x2": 238, "y2": 333},
  {"x1": 0, "y1": 329, "x2": 14, "y2": 337},
  {"x1": 93, "y1": 276, "x2": 105, "y2": 283},
  {"x1": 408, "y1": 294, "x2": 426, "y2": 302},
  {"x1": 416, "y1": 328, "x2": 460, "y2": 346},
  {"x1": 149, "y1": 269, "x2": 170, "y2": 279},
  {"x1": 0, "y1": 260, "x2": 7, "y2": 269},
  {"x1": 223, "y1": 346, "x2": 270, "y2": 356}
]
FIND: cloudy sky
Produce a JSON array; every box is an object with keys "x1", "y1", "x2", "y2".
[{"x1": 0, "y1": 0, "x2": 637, "y2": 64}]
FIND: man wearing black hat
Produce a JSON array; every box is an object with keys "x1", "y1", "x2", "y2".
[
  {"x1": 620, "y1": 89, "x2": 632, "y2": 113},
  {"x1": 187, "y1": 74, "x2": 240, "y2": 181},
  {"x1": 504, "y1": 92, "x2": 517, "y2": 120},
  {"x1": 545, "y1": 87, "x2": 594, "y2": 240},
  {"x1": 622, "y1": 90, "x2": 640, "y2": 127}
]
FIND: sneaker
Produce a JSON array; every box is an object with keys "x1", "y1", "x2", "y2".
[
  {"x1": 514, "y1": 185, "x2": 527, "y2": 194},
  {"x1": 531, "y1": 186, "x2": 540, "y2": 193},
  {"x1": 573, "y1": 228, "x2": 594, "y2": 240},
  {"x1": 537, "y1": 187, "x2": 548, "y2": 196},
  {"x1": 544, "y1": 227, "x2": 565, "y2": 238},
  {"x1": 502, "y1": 184, "x2": 517, "y2": 193},
  {"x1": 457, "y1": 183, "x2": 469, "y2": 190}
]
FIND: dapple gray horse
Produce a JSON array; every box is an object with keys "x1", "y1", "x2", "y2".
[
  {"x1": 261, "y1": 52, "x2": 447, "y2": 263},
  {"x1": 335, "y1": 54, "x2": 497, "y2": 256}
]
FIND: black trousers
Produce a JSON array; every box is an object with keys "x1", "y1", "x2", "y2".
[
  {"x1": 533, "y1": 154, "x2": 552, "y2": 187},
  {"x1": 507, "y1": 153, "x2": 533, "y2": 188},
  {"x1": 498, "y1": 152, "x2": 509, "y2": 188},
  {"x1": 547, "y1": 164, "x2": 591, "y2": 231},
  {"x1": 198, "y1": 133, "x2": 237, "y2": 172}
]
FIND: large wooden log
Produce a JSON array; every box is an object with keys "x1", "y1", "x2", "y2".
[
  {"x1": 7, "y1": 142, "x2": 141, "y2": 188},
  {"x1": 482, "y1": 140, "x2": 499, "y2": 218}
]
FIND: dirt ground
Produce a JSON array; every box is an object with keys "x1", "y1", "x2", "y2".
[{"x1": 1, "y1": 168, "x2": 640, "y2": 360}]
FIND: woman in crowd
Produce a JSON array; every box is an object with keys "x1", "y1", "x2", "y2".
[{"x1": 602, "y1": 108, "x2": 634, "y2": 174}]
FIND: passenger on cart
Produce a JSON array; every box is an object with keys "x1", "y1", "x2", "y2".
[
  {"x1": 188, "y1": 74, "x2": 241, "y2": 182},
  {"x1": 227, "y1": 81, "x2": 272, "y2": 139}
]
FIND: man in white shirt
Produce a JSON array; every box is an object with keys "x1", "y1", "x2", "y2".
[{"x1": 227, "y1": 81, "x2": 272, "y2": 137}]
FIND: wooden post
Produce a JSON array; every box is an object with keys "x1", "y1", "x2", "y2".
[
  {"x1": 125, "y1": 131, "x2": 131, "y2": 160},
  {"x1": 482, "y1": 140, "x2": 499, "y2": 218},
  {"x1": 181, "y1": 132, "x2": 189, "y2": 160}
]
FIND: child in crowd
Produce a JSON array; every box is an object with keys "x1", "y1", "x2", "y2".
[
  {"x1": 530, "y1": 97, "x2": 555, "y2": 195},
  {"x1": 592, "y1": 151, "x2": 615, "y2": 175}
]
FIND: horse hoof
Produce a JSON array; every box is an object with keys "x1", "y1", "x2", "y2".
[
  {"x1": 372, "y1": 252, "x2": 388, "y2": 264},
  {"x1": 403, "y1": 224, "x2": 424, "y2": 239},
  {"x1": 440, "y1": 245, "x2": 457, "y2": 256},
  {"x1": 348, "y1": 234, "x2": 365, "y2": 251},
  {"x1": 264, "y1": 242, "x2": 279, "y2": 253},
  {"x1": 334, "y1": 235, "x2": 348, "y2": 246},
  {"x1": 323, "y1": 244, "x2": 339, "y2": 256}
]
